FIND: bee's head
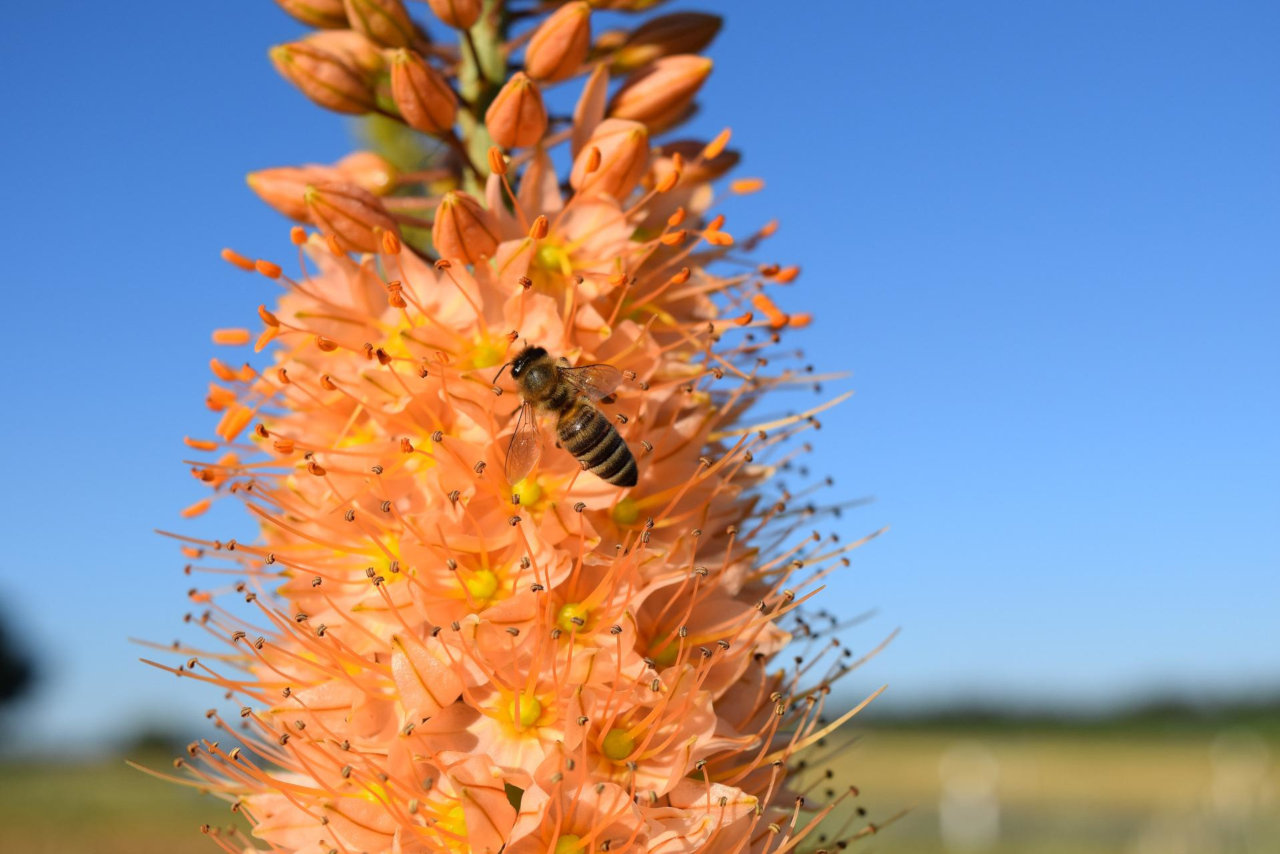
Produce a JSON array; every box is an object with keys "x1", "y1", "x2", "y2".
[{"x1": 509, "y1": 346, "x2": 547, "y2": 379}]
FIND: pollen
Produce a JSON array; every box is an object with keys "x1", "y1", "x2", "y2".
[
  {"x1": 216, "y1": 406, "x2": 254, "y2": 441},
  {"x1": 181, "y1": 499, "x2": 212, "y2": 519},
  {"x1": 211, "y1": 328, "x2": 251, "y2": 346},
  {"x1": 220, "y1": 248, "x2": 254, "y2": 271}
]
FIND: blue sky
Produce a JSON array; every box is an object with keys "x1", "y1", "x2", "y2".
[{"x1": 0, "y1": 1, "x2": 1276, "y2": 752}]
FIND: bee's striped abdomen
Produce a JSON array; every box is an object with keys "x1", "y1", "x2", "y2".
[{"x1": 557, "y1": 401, "x2": 638, "y2": 487}]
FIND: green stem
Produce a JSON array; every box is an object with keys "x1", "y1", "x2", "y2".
[{"x1": 456, "y1": 0, "x2": 507, "y2": 194}]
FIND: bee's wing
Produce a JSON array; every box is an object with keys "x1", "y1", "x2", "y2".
[
  {"x1": 505, "y1": 401, "x2": 542, "y2": 484},
  {"x1": 559, "y1": 363, "x2": 623, "y2": 401}
]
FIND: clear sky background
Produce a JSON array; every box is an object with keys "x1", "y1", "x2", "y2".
[{"x1": 0, "y1": 1, "x2": 1276, "y2": 753}]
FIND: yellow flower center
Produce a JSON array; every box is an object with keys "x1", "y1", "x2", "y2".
[
  {"x1": 554, "y1": 835, "x2": 583, "y2": 854},
  {"x1": 435, "y1": 803, "x2": 468, "y2": 841},
  {"x1": 513, "y1": 477, "x2": 543, "y2": 507},
  {"x1": 468, "y1": 338, "x2": 506, "y2": 370},
  {"x1": 506, "y1": 694, "x2": 543, "y2": 730},
  {"x1": 650, "y1": 638, "x2": 680, "y2": 667},
  {"x1": 534, "y1": 241, "x2": 572, "y2": 276},
  {"x1": 463, "y1": 568, "x2": 500, "y2": 603},
  {"x1": 556, "y1": 602, "x2": 590, "y2": 633},
  {"x1": 611, "y1": 497, "x2": 640, "y2": 526},
  {"x1": 601, "y1": 727, "x2": 635, "y2": 762}
]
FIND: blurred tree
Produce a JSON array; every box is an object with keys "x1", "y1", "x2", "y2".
[{"x1": 0, "y1": 612, "x2": 36, "y2": 708}]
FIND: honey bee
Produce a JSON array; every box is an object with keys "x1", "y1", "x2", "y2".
[{"x1": 495, "y1": 346, "x2": 638, "y2": 487}]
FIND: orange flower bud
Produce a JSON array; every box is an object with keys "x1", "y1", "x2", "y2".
[
  {"x1": 608, "y1": 55, "x2": 712, "y2": 132},
  {"x1": 249, "y1": 153, "x2": 396, "y2": 221},
  {"x1": 525, "y1": 2, "x2": 591, "y2": 83},
  {"x1": 335, "y1": 151, "x2": 398, "y2": 195},
  {"x1": 270, "y1": 41, "x2": 377, "y2": 115},
  {"x1": 247, "y1": 166, "x2": 323, "y2": 221},
  {"x1": 274, "y1": 0, "x2": 348, "y2": 28},
  {"x1": 389, "y1": 48, "x2": 458, "y2": 135},
  {"x1": 343, "y1": 0, "x2": 417, "y2": 48},
  {"x1": 432, "y1": 190, "x2": 500, "y2": 265},
  {"x1": 425, "y1": 0, "x2": 481, "y2": 29},
  {"x1": 302, "y1": 29, "x2": 386, "y2": 85},
  {"x1": 611, "y1": 12, "x2": 722, "y2": 73},
  {"x1": 304, "y1": 181, "x2": 400, "y2": 253},
  {"x1": 569, "y1": 118, "x2": 649, "y2": 200},
  {"x1": 484, "y1": 73, "x2": 548, "y2": 149}
]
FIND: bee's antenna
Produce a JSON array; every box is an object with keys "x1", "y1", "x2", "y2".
[{"x1": 492, "y1": 362, "x2": 512, "y2": 385}]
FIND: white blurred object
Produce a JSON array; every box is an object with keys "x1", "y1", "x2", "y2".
[
  {"x1": 1209, "y1": 728, "x2": 1273, "y2": 820},
  {"x1": 938, "y1": 740, "x2": 1000, "y2": 851}
]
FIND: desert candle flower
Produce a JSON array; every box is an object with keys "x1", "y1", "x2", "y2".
[{"x1": 152, "y1": 3, "x2": 888, "y2": 852}]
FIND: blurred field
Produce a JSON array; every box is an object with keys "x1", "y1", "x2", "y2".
[
  {"x1": 834, "y1": 726, "x2": 1279, "y2": 854},
  {"x1": 0, "y1": 726, "x2": 1276, "y2": 853}
]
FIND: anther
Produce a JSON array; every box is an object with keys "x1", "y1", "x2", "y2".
[{"x1": 220, "y1": 248, "x2": 254, "y2": 271}]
